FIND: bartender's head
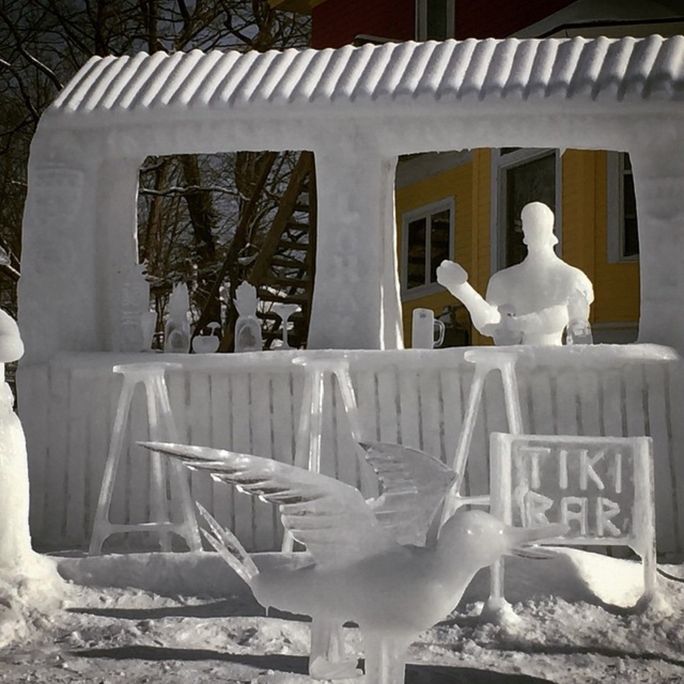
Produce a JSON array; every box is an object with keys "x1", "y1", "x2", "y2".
[{"x1": 521, "y1": 202, "x2": 558, "y2": 248}]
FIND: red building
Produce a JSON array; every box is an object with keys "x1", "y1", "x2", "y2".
[{"x1": 271, "y1": 0, "x2": 576, "y2": 47}]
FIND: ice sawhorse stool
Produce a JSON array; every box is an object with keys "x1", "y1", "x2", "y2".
[
  {"x1": 438, "y1": 349, "x2": 524, "y2": 619},
  {"x1": 89, "y1": 362, "x2": 202, "y2": 555},
  {"x1": 281, "y1": 355, "x2": 362, "y2": 553}
]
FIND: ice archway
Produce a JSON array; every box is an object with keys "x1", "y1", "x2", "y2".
[{"x1": 18, "y1": 35, "x2": 684, "y2": 358}]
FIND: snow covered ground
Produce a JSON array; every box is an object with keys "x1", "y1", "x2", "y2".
[{"x1": 1, "y1": 548, "x2": 683, "y2": 683}]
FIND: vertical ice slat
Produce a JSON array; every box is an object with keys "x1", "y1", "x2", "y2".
[
  {"x1": 398, "y1": 369, "x2": 421, "y2": 451},
  {"x1": 529, "y1": 366, "x2": 555, "y2": 436},
  {"x1": 166, "y1": 369, "x2": 190, "y2": 548},
  {"x1": 332, "y1": 375, "x2": 358, "y2": 491},
  {"x1": 230, "y1": 372, "x2": 254, "y2": 550},
  {"x1": 419, "y1": 369, "x2": 442, "y2": 462},
  {"x1": 555, "y1": 368, "x2": 580, "y2": 436},
  {"x1": 644, "y1": 363, "x2": 678, "y2": 553},
  {"x1": 376, "y1": 367, "x2": 399, "y2": 444},
  {"x1": 320, "y1": 373, "x2": 336, "y2": 479},
  {"x1": 127, "y1": 374, "x2": 150, "y2": 540},
  {"x1": 270, "y1": 370, "x2": 294, "y2": 544},
  {"x1": 189, "y1": 372, "x2": 214, "y2": 521},
  {"x1": 577, "y1": 369, "x2": 601, "y2": 436},
  {"x1": 87, "y1": 370, "x2": 112, "y2": 548},
  {"x1": 600, "y1": 370, "x2": 624, "y2": 438},
  {"x1": 250, "y1": 372, "x2": 275, "y2": 550},
  {"x1": 464, "y1": 369, "x2": 492, "y2": 498},
  {"x1": 666, "y1": 362, "x2": 684, "y2": 555},
  {"x1": 353, "y1": 368, "x2": 379, "y2": 499},
  {"x1": 440, "y1": 367, "x2": 464, "y2": 467},
  {"x1": 20, "y1": 365, "x2": 50, "y2": 543},
  {"x1": 65, "y1": 368, "x2": 88, "y2": 546},
  {"x1": 624, "y1": 365, "x2": 647, "y2": 437},
  {"x1": 209, "y1": 372, "x2": 234, "y2": 531},
  {"x1": 107, "y1": 372, "x2": 127, "y2": 537}
]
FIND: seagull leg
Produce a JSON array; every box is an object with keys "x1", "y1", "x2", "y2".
[
  {"x1": 363, "y1": 633, "x2": 408, "y2": 684},
  {"x1": 309, "y1": 617, "x2": 362, "y2": 680}
]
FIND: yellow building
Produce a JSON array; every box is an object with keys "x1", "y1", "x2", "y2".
[{"x1": 396, "y1": 148, "x2": 640, "y2": 347}]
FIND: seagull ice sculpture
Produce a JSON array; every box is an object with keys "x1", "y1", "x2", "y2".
[{"x1": 141, "y1": 441, "x2": 566, "y2": 684}]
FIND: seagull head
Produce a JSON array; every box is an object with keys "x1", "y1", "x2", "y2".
[{"x1": 438, "y1": 509, "x2": 567, "y2": 570}]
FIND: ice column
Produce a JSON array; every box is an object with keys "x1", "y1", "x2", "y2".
[
  {"x1": 307, "y1": 147, "x2": 403, "y2": 350},
  {"x1": 632, "y1": 148, "x2": 684, "y2": 353}
]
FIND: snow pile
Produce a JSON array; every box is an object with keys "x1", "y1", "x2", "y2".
[
  {"x1": 0, "y1": 547, "x2": 680, "y2": 683},
  {"x1": 0, "y1": 555, "x2": 65, "y2": 648}
]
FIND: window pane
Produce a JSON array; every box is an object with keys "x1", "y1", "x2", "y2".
[
  {"x1": 430, "y1": 209, "x2": 450, "y2": 283},
  {"x1": 426, "y1": 0, "x2": 448, "y2": 40},
  {"x1": 407, "y1": 217, "x2": 427, "y2": 288},
  {"x1": 623, "y1": 157, "x2": 639, "y2": 257},
  {"x1": 505, "y1": 153, "x2": 556, "y2": 267}
]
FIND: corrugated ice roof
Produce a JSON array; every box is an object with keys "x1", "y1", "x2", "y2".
[{"x1": 48, "y1": 35, "x2": 684, "y2": 121}]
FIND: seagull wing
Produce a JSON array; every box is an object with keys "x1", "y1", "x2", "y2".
[
  {"x1": 140, "y1": 441, "x2": 398, "y2": 569},
  {"x1": 359, "y1": 441, "x2": 456, "y2": 546}
]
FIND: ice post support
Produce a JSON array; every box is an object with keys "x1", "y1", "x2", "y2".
[
  {"x1": 439, "y1": 349, "x2": 523, "y2": 617},
  {"x1": 89, "y1": 363, "x2": 202, "y2": 554}
]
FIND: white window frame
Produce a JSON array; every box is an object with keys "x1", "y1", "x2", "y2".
[
  {"x1": 415, "y1": 0, "x2": 455, "y2": 41},
  {"x1": 401, "y1": 197, "x2": 455, "y2": 300},
  {"x1": 490, "y1": 147, "x2": 563, "y2": 273},
  {"x1": 607, "y1": 151, "x2": 639, "y2": 263}
]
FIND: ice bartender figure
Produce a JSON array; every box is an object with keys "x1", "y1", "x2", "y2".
[{"x1": 437, "y1": 202, "x2": 594, "y2": 346}]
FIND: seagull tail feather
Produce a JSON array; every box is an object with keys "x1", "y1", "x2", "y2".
[{"x1": 196, "y1": 502, "x2": 259, "y2": 585}]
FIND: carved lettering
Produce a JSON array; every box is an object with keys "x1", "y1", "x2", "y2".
[
  {"x1": 524, "y1": 490, "x2": 554, "y2": 526},
  {"x1": 580, "y1": 449, "x2": 606, "y2": 491},
  {"x1": 596, "y1": 497, "x2": 622, "y2": 537},
  {"x1": 561, "y1": 496, "x2": 588, "y2": 535},
  {"x1": 517, "y1": 446, "x2": 551, "y2": 489}
]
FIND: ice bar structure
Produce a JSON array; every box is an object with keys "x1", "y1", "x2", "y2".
[
  {"x1": 18, "y1": 35, "x2": 684, "y2": 357},
  {"x1": 15, "y1": 36, "x2": 684, "y2": 554}
]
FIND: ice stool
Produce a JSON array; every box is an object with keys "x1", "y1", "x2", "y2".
[
  {"x1": 89, "y1": 362, "x2": 202, "y2": 555},
  {"x1": 281, "y1": 355, "x2": 362, "y2": 552},
  {"x1": 439, "y1": 349, "x2": 524, "y2": 617}
]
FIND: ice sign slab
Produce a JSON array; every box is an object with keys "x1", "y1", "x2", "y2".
[{"x1": 490, "y1": 433, "x2": 657, "y2": 606}]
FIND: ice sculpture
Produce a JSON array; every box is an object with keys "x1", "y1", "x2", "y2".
[
  {"x1": 164, "y1": 283, "x2": 191, "y2": 353},
  {"x1": 191, "y1": 322, "x2": 221, "y2": 354},
  {"x1": 271, "y1": 303, "x2": 300, "y2": 349},
  {"x1": 141, "y1": 440, "x2": 566, "y2": 684},
  {"x1": 0, "y1": 309, "x2": 62, "y2": 640},
  {"x1": 411, "y1": 308, "x2": 445, "y2": 349},
  {"x1": 119, "y1": 263, "x2": 151, "y2": 352},
  {"x1": 437, "y1": 202, "x2": 593, "y2": 346},
  {"x1": 234, "y1": 282, "x2": 262, "y2": 352}
]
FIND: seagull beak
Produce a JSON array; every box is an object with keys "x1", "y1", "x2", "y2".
[{"x1": 505, "y1": 522, "x2": 568, "y2": 557}]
